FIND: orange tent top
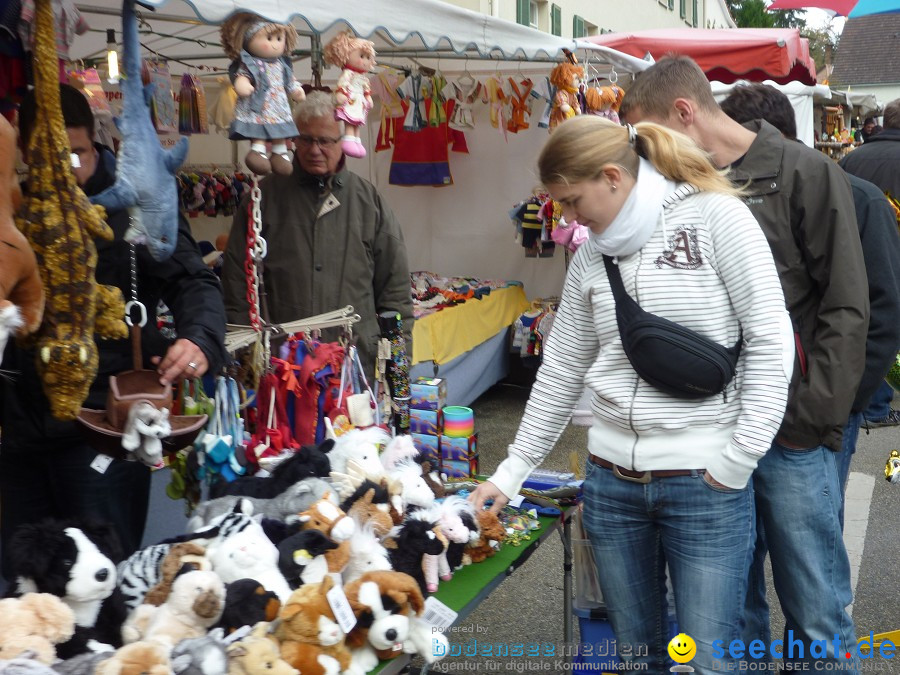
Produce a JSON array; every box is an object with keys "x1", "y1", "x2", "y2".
[{"x1": 585, "y1": 28, "x2": 817, "y2": 86}]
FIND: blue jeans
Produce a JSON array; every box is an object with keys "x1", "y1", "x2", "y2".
[
  {"x1": 581, "y1": 459, "x2": 754, "y2": 674},
  {"x1": 837, "y1": 413, "x2": 863, "y2": 529},
  {"x1": 742, "y1": 442, "x2": 859, "y2": 672},
  {"x1": 862, "y1": 380, "x2": 893, "y2": 421}
]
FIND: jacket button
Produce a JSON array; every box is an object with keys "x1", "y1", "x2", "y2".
[
  {"x1": 770, "y1": 182, "x2": 777, "y2": 189},
  {"x1": 315, "y1": 264, "x2": 323, "y2": 271}
]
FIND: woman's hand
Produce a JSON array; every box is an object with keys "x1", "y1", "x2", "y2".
[{"x1": 468, "y1": 480, "x2": 509, "y2": 514}]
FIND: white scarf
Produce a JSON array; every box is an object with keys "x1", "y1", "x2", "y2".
[{"x1": 590, "y1": 157, "x2": 676, "y2": 257}]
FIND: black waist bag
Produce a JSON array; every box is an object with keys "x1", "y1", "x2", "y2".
[{"x1": 603, "y1": 255, "x2": 742, "y2": 399}]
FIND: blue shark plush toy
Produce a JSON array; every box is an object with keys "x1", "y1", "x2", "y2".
[{"x1": 89, "y1": 0, "x2": 188, "y2": 261}]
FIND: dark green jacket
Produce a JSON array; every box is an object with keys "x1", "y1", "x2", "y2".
[
  {"x1": 222, "y1": 162, "x2": 413, "y2": 380},
  {"x1": 730, "y1": 120, "x2": 869, "y2": 451}
]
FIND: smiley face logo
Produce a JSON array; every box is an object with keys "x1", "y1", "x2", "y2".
[{"x1": 667, "y1": 633, "x2": 697, "y2": 664}]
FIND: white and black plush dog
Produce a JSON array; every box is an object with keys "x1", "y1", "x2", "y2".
[{"x1": 6, "y1": 519, "x2": 128, "y2": 659}]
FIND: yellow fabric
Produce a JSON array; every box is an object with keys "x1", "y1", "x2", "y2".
[{"x1": 412, "y1": 285, "x2": 530, "y2": 365}]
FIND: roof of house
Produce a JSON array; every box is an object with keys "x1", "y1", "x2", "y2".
[{"x1": 830, "y1": 14, "x2": 900, "y2": 86}]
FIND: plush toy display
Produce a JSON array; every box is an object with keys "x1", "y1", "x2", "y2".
[
  {"x1": 220, "y1": 12, "x2": 306, "y2": 175},
  {"x1": 423, "y1": 497, "x2": 477, "y2": 591},
  {"x1": 93, "y1": 641, "x2": 172, "y2": 675},
  {"x1": 583, "y1": 84, "x2": 624, "y2": 124},
  {"x1": 464, "y1": 510, "x2": 507, "y2": 564},
  {"x1": 215, "y1": 579, "x2": 281, "y2": 635},
  {"x1": 339, "y1": 481, "x2": 394, "y2": 537},
  {"x1": 0, "y1": 115, "x2": 43, "y2": 355},
  {"x1": 322, "y1": 30, "x2": 376, "y2": 158},
  {"x1": 387, "y1": 458, "x2": 436, "y2": 513},
  {"x1": 273, "y1": 577, "x2": 352, "y2": 675},
  {"x1": 548, "y1": 62, "x2": 584, "y2": 131},
  {"x1": 226, "y1": 622, "x2": 299, "y2": 675},
  {"x1": 7, "y1": 521, "x2": 127, "y2": 659},
  {"x1": 209, "y1": 439, "x2": 333, "y2": 499},
  {"x1": 383, "y1": 511, "x2": 445, "y2": 596},
  {"x1": 327, "y1": 426, "x2": 390, "y2": 476},
  {"x1": 343, "y1": 571, "x2": 425, "y2": 672},
  {"x1": 121, "y1": 569, "x2": 225, "y2": 649},
  {"x1": 188, "y1": 477, "x2": 333, "y2": 531},
  {"x1": 0, "y1": 593, "x2": 75, "y2": 665}
]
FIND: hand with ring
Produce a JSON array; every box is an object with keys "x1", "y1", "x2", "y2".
[{"x1": 152, "y1": 338, "x2": 209, "y2": 386}]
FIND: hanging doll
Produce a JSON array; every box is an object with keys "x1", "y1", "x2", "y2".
[
  {"x1": 548, "y1": 62, "x2": 584, "y2": 132},
  {"x1": 584, "y1": 84, "x2": 624, "y2": 124},
  {"x1": 323, "y1": 31, "x2": 376, "y2": 158},
  {"x1": 220, "y1": 13, "x2": 306, "y2": 176}
]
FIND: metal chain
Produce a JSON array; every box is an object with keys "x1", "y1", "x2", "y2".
[
  {"x1": 124, "y1": 236, "x2": 146, "y2": 327},
  {"x1": 243, "y1": 175, "x2": 269, "y2": 381}
]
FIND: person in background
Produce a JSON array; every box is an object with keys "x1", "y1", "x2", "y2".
[
  {"x1": 720, "y1": 83, "x2": 900, "y2": 526},
  {"x1": 859, "y1": 116, "x2": 882, "y2": 143},
  {"x1": 0, "y1": 84, "x2": 227, "y2": 577},
  {"x1": 621, "y1": 56, "x2": 868, "y2": 673},
  {"x1": 840, "y1": 99, "x2": 900, "y2": 429},
  {"x1": 471, "y1": 115, "x2": 791, "y2": 674},
  {"x1": 221, "y1": 90, "x2": 412, "y2": 381}
]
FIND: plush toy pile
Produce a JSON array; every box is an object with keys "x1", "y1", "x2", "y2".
[{"x1": 4, "y1": 432, "x2": 514, "y2": 674}]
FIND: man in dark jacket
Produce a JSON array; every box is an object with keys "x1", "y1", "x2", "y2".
[
  {"x1": 721, "y1": 83, "x2": 900, "y2": 525},
  {"x1": 222, "y1": 90, "x2": 412, "y2": 381},
  {"x1": 0, "y1": 85, "x2": 227, "y2": 576},
  {"x1": 840, "y1": 99, "x2": 900, "y2": 429},
  {"x1": 622, "y1": 57, "x2": 869, "y2": 671}
]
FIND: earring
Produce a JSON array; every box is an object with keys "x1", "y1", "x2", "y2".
[{"x1": 611, "y1": 184, "x2": 617, "y2": 192}]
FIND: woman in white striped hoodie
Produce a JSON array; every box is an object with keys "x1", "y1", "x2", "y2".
[{"x1": 471, "y1": 116, "x2": 793, "y2": 673}]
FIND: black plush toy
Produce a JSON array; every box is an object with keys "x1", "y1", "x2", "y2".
[
  {"x1": 277, "y1": 528, "x2": 339, "y2": 588},
  {"x1": 209, "y1": 439, "x2": 334, "y2": 498},
  {"x1": 6, "y1": 519, "x2": 128, "y2": 659},
  {"x1": 214, "y1": 578, "x2": 281, "y2": 635},
  {"x1": 383, "y1": 512, "x2": 445, "y2": 596}
]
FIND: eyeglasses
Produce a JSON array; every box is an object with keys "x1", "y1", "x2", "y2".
[{"x1": 296, "y1": 134, "x2": 341, "y2": 149}]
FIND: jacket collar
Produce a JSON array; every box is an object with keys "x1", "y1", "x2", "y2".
[
  {"x1": 292, "y1": 156, "x2": 349, "y2": 192},
  {"x1": 728, "y1": 119, "x2": 784, "y2": 182},
  {"x1": 863, "y1": 128, "x2": 900, "y2": 144}
]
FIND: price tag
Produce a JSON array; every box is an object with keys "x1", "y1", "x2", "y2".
[
  {"x1": 509, "y1": 495, "x2": 525, "y2": 509},
  {"x1": 422, "y1": 596, "x2": 458, "y2": 629},
  {"x1": 327, "y1": 584, "x2": 357, "y2": 634},
  {"x1": 90, "y1": 454, "x2": 113, "y2": 474}
]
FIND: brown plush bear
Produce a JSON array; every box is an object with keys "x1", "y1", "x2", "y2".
[
  {"x1": 226, "y1": 622, "x2": 298, "y2": 675},
  {"x1": 94, "y1": 641, "x2": 171, "y2": 675}
]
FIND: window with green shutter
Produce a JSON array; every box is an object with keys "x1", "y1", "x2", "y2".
[
  {"x1": 692, "y1": 0, "x2": 698, "y2": 26},
  {"x1": 668, "y1": 0, "x2": 674, "y2": 9},
  {"x1": 573, "y1": 14, "x2": 585, "y2": 38},
  {"x1": 680, "y1": 0, "x2": 686, "y2": 19},
  {"x1": 551, "y1": 4, "x2": 561, "y2": 36},
  {"x1": 516, "y1": 0, "x2": 530, "y2": 26}
]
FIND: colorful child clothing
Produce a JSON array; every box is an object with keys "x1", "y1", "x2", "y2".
[
  {"x1": 18, "y1": 0, "x2": 87, "y2": 60},
  {"x1": 506, "y1": 77, "x2": 534, "y2": 134},
  {"x1": 443, "y1": 77, "x2": 482, "y2": 131},
  {"x1": 371, "y1": 71, "x2": 406, "y2": 150},
  {"x1": 398, "y1": 73, "x2": 428, "y2": 132}
]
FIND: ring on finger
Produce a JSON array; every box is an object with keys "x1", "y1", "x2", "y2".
[{"x1": 188, "y1": 361, "x2": 198, "y2": 370}]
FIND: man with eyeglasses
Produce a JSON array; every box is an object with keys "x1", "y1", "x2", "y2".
[{"x1": 222, "y1": 90, "x2": 413, "y2": 381}]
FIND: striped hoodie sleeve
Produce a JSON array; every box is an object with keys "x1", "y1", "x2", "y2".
[
  {"x1": 701, "y1": 194, "x2": 792, "y2": 488},
  {"x1": 490, "y1": 249, "x2": 600, "y2": 499}
]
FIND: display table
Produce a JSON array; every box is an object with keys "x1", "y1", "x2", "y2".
[{"x1": 370, "y1": 507, "x2": 575, "y2": 674}]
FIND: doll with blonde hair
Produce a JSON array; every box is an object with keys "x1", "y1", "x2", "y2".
[
  {"x1": 323, "y1": 31, "x2": 376, "y2": 158},
  {"x1": 221, "y1": 13, "x2": 306, "y2": 175}
]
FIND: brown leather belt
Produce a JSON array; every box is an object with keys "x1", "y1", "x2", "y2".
[{"x1": 590, "y1": 453, "x2": 704, "y2": 484}]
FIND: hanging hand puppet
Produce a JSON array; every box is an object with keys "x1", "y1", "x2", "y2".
[
  {"x1": 548, "y1": 62, "x2": 584, "y2": 132},
  {"x1": 88, "y1": 0, "x2": 189, "y2": 261},
  {"x1": 323, "y1": 31, "x2": 376, "y2": 158},
  {"x1": 0, "y1": 115, "x2": 43, "y2": 358},
  {"x1": 221, "y1": 13, "x2": 306, "y2": 176},
  {"x1": 16, "y1": 0, "x2": 127, "y2": 420}
]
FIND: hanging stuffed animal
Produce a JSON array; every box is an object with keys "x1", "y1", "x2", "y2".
[
  {"x1": 220, "y1": 13, "x2": 306, "y2": 176},
  {"x1": 548, "y1": 62, "x2": 584, "y2": 132},
  {"x1": 322, "y1": 31, "x2": 376, "y2": 158},
  {"x1": 584, "y1": 84, "x2": 624, "y2": 124},
  {"x1": 0, "y1": 115, "x2": 43, "y2": 360}
]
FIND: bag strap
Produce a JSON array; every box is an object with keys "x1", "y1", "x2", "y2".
[{"x1": 602, "y1": 255, "x2": 628, "y2": 304}]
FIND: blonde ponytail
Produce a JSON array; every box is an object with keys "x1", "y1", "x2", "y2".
[{"x1": 538, "y1": 116, "x2": 741, "y2": 197}]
